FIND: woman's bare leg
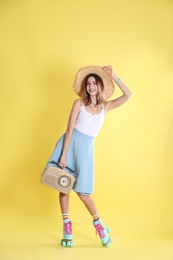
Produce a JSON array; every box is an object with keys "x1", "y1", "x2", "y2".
[
  {"x1": 77, "y1": 194, "x2": 98, "y2": 216},
  {"x1": 78, "y1": 193, "x2": 112, "y2": 247},
  {"x1": 59, "y1": 192, "x2": 69, "y2": 214},
  {"x1": 59, "y1": 192, "x2": 74, "y2": 247}
]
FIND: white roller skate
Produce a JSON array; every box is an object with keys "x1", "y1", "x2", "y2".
[
  {"x1": 93, "y1": 219, "x2": 112, "y2": 247},
  {"x1": 61, "y1": 219, "x2": 74, "y2": 247}
]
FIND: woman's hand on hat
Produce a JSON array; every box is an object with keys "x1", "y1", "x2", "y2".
[{"x1": 103, "y1": 65, "x2": 115, "y2": 79}]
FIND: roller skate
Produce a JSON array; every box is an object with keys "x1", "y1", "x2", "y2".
[
  {"x1": 61, "y1": 219, "x2": 74, "y2": 247},
  {"x1": 93, "y1": 219, "x2": 112, "y2": 247}
]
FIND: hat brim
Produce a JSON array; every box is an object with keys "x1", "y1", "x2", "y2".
[{"x1": 73, "y1": 66, "x2": 115, "y2": 100}]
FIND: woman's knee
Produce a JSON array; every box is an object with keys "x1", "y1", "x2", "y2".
[{"x1": 77, "y1": 193, "x2": 90, "y2": 202}]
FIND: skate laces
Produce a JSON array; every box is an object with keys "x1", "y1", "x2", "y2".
[
  {"x1": 95, "y1": 223, "x2": 105, "y2": 238},
  {"x1": 64, "y1": 221, "x2": 72, "y2": 235}
]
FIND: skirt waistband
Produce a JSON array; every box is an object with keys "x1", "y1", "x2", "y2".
[{"x1": 73, "y1": 128, "x2": 95, "y2": 140}]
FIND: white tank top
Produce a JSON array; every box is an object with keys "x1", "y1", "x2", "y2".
[{"x1": 75, "y1": 105, "x2": 105, "y2": 137}]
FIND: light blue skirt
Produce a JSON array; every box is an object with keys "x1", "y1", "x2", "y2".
[{"x1": 47, "y1": 129, "x2": 95, "y2": 194}]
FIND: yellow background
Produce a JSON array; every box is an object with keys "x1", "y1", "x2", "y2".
[{"x1": 0, "y1": 0, "x2": 173, "y2": 259}]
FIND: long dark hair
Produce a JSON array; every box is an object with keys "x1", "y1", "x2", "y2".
[{"x1": 79, "y1": 74, "x2": 106, "y2": 106}]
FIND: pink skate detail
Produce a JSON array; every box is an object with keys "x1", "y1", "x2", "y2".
[
  {"x1": 64, "y1": 221, "x2": 72, "y2": 235},
  {"x1": 95, "y1": 223, "x2": 105, "y2": 238}
]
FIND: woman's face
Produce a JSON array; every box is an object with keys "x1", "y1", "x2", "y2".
[{"x1": 86, "y1": 76, "x2": 98, "y2": 96}]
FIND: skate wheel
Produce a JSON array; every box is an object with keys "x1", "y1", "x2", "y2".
[
  {"x1": 61, "y1": 240, "x2": 66, "y2": 247},
  {"x1": 66, "y1": 241, "x2": 74, "y2": 247},
  {"x1": 102, "y1": 237, "x2": 112, "y2": 247}
]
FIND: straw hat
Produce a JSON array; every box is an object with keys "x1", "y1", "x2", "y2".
[{"x1": 73, "y1": 66, "x2": 115, "y2": 100}]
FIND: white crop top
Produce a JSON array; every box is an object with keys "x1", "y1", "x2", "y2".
[{"x1": 75, "y1": 105, "x2": 105, "y2": 137}]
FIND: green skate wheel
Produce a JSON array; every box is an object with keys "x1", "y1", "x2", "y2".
[
  {"x1": 66, "y1": 241, "x2": 74, "y2": 247},
  {"x1": 61, "y1": 240, "x2": 67, "y2": 247},
  {"x1": 102, "y1": 237, "x2": 112, "y2": 247}
]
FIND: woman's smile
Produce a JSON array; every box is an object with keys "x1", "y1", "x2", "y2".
[
  {"x1": 86, "y1": 76, "x2": 98, "y2": 95},
  {"x1": 89, "y1": 88, "x2": 97, "y2": 92}
]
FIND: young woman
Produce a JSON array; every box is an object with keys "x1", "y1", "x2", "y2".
[{"x1": 46, "y1": 65, "x2": 132, "y2": 247}]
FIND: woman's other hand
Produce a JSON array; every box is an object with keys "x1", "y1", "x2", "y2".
[{"x1": 103, "y1": 65, "x2": 115, "y2": 79}]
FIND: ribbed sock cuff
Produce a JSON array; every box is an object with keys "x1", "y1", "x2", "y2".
[
  {"x1": 62, "y1": 213, "x2": 69, "y2": 220},
  {"x1": 92, "y1": 213, "x2": 99, "y2": 221}
]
